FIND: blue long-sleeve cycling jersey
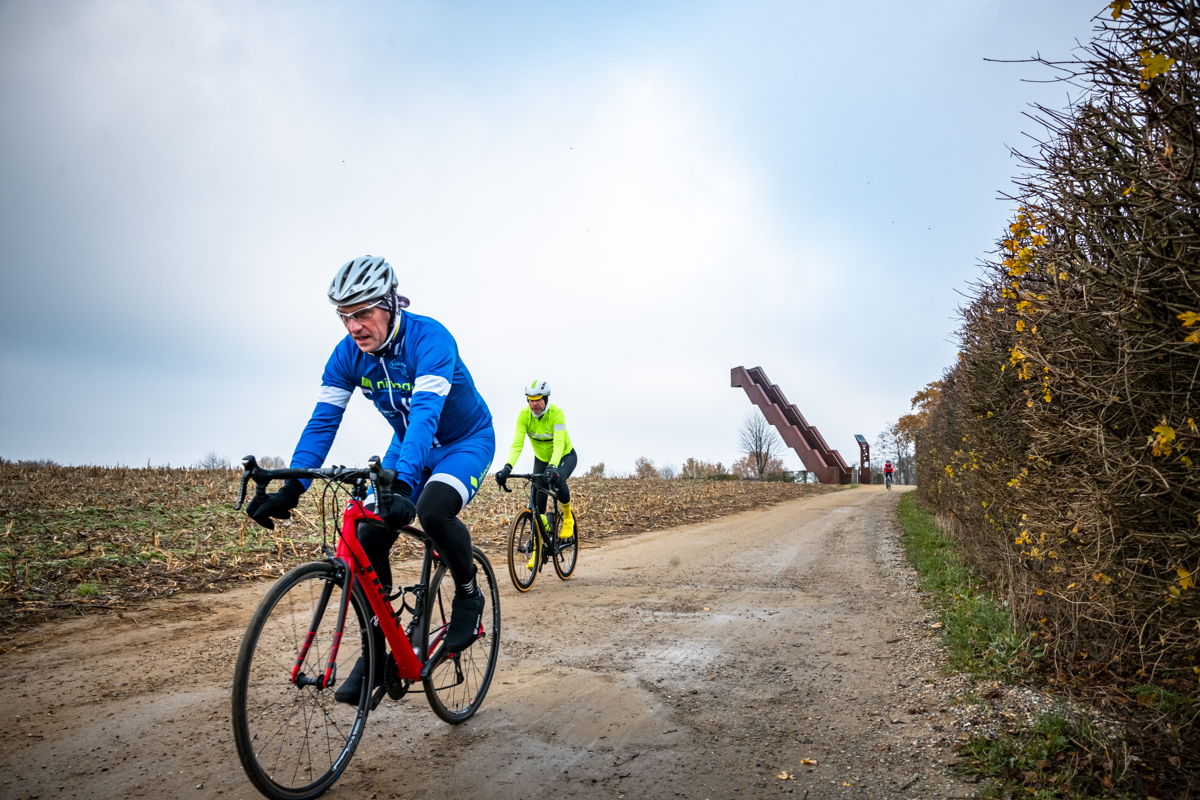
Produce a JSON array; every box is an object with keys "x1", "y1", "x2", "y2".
[{"x1": 290, "y1": 310, "x2": 493, "y2": 489}]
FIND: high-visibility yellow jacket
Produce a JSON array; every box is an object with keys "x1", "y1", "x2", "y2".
[{"x1": 505, "y1": 404, "x2": 573, "y2": 467}]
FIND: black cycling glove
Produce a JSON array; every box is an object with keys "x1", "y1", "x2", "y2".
[
  {"x1": 246, "y1": 479, "x2": 305, "y2": 530},
  {"x1": 495, "y1": 464, "x2": 513, "y2": 489},
  {"x1": 543, "y1": 464, "x2": 560, "y2": 486}
]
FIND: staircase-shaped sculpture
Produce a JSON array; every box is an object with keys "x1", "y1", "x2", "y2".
[{"x1": 730, "y1": 366, "x2": 852, "y2": 484}]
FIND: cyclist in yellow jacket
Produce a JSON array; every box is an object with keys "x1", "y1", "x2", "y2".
[{"x1": 495, "y1": 379, "x2": 577, "y2": 548}]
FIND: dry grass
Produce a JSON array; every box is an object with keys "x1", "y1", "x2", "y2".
[{"x1": 0, "y1": 463, "x2": 833, "y2": 633}]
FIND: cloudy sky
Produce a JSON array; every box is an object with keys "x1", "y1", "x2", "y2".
[{"x1": 0, "y1": 1, "x2": 1099, "y2": 476}]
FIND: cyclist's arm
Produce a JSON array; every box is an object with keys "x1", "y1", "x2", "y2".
[
  {"x1": 505, "y1": 408, "x2": 529, "y2": 467},
  {"x1": 387, "y1": 323, "x2": 455, "y2": 487},
  {"x1": 547, "y1": 405, "x2": 568, "y2": 467},
  {"x1": 289, "y1": 342, "x2": 357, "y2": 488}
]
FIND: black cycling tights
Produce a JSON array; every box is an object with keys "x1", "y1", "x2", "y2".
[
  {"x1": 358, "y1": 481, "x2": 474, "y2": 594},
  {"x1": 533, "y1": 449, "x2": 578, "y2": 514}
]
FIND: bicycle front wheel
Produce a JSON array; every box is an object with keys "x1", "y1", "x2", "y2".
[
  {"x1": 231, "y1": 561, "x2": 373, "y2": 800},
  {"x1": 553, "y1": 516, "x2": 579, "y2": 580},
  {"x1": 423, "y1": 547, "x2": 501, "y2": 723},
  {"x1": 506, "y1": 509, "x2": 539, "y2": 592}
]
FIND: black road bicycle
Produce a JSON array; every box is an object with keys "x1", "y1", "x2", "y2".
[{"x1": 501, "y1": 473, "x2": 578, "y2": 591}]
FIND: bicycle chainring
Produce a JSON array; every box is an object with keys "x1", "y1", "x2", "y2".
[{"x1": 382, "y1": 653, "x2": 411, "y2": 700}]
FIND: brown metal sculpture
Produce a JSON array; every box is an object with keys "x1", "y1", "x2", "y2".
[
  {"x1": 855, "y1": 434, "x2": 871, "y2": 485},
  {"x1": 730, "y1": 366, "x2": 852, "y2": 484}
]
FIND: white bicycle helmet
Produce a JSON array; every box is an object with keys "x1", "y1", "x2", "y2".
[
  {"x1": 327, "y1": 255, "x2": 407, "y2": 307},
  {"x1": 524, "y1": 379, "x2": 551, "y2": 398}
]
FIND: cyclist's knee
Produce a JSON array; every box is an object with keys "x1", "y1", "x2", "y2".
[
  {"x1": 358, "y1": 521, "x2": 398, "y2": 561},
  {"x1": 416, "y1": 481, "x2": 463, "y2": 532}
]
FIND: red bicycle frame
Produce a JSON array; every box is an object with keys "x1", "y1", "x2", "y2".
[{"x1": 290, "y1": 498, "x2": 425, "y2": 688}]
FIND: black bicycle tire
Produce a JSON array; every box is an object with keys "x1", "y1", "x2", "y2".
[
  {"x1": 231, "y1": 561, "x2": 373, "y2": 800},
  {"x1": 506, "y1": 509, "x2": 539, "y2": 592},
  {"x1": 552, "y1": 515, "x2": 579, "y2": 580},
  {"x1": 422, "y1": 547, "x2": 501, "y2": 723}
]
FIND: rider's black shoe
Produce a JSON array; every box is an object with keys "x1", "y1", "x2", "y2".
[
  {"x1": 334, "y1": 656, "x2": 376, "y2": 704},
  {"x1": 443, "y1": 589, "x2": 485, "y2": 654},
  {"x1": 335, "y1": 628, "x2": 386, "y2": 705}
]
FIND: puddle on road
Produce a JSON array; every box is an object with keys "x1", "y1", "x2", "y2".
[{"x1": 495, "y1": 667, "x2": 684, "y2": 750}]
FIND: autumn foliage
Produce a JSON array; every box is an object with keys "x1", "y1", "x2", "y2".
[{"x1": 914, "y1": 2, "x2": 1198, "y2": 784}]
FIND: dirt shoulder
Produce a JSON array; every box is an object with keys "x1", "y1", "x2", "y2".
[{"x1": 1, "y1": 486, "x2": 983, "y2": 800}]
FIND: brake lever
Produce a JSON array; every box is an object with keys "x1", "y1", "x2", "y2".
[
  {"x1": 368, "y1": 455, "x2": 394, "y2": 515},
  {"x1": 236, "y1": 455, "x2": 258, "y2": 510}
]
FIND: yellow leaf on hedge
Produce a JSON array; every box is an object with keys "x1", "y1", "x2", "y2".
[
  {"x1": 1140, "y1": 51, "x2": 1176, "y2": 80},
  {"x1": 1150, "y1": 422, "x2": 1176, "y2": 456},
  {"x1": 1109, "y1": 0, "x2": 1130, "y2": 19},
  {"x1": 1178, "y1": 567, "x2": 1195, "y2": 591},
  {"x1": 1177, "y1": 311, "x2": 1200, "y2": 327}
]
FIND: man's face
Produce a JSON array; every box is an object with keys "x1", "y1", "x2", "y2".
[
  {"x1": 527, "y1": 396, "x2": 547, "y2": 415},
  {"x1": 337, "y1": 299, "x2": 391, "y2": 353}
]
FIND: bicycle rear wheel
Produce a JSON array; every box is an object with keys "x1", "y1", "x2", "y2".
[
  {"x1": 552, "y1": 515, "x2": 579, "y2": 580},
  {"x1": 506, "y1": 509, "x2": 539, "y2": 592},
  {"x1": 231, "y1": 561, "x2": 373, "y2": 800},
  {"x1": 423, "y1": 547, "x2": 501, "y2": 723}
]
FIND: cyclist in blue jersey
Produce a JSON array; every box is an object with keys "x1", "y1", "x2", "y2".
[{"x1": 245, "y1": 255, "x2": 495, "y2": 703}]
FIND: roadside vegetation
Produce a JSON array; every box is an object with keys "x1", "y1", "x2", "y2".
[
  {"x1": 900, "y1": 494, "x2": 1192, "y2": 799},
  {"x1": 895, "y1": 3, "x2": 1198, "y2": 796}
]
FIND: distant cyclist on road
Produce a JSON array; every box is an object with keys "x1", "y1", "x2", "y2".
[
  {"x1": 244, "y1": 255, "x2": 495, "y2": 702},
  {"x1": 495, "y1": 380, "x2": 577, "y2": 544},
  {"x1": 883, "y1": 460, "x2": 895, "y2": 486}
]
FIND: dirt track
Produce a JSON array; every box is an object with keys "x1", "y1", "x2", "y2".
[{"x1": 1, "y1": 485, "x2": 976, "y2": 800}]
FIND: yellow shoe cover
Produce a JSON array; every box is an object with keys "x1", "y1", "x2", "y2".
[{"x1": 559, "y1": 503, "x2": 575, "y2": 539}]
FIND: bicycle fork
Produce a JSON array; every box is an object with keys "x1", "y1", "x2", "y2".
[{"x1": 290, "y1": 576, "x2": 339, "y2": 688}]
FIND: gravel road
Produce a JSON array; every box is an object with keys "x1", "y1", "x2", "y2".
[{"x1": 2, "y1": 485, "x2": 984, "y2": 800}]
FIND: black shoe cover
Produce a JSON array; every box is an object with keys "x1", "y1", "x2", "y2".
[{"x1": 444, "y1": 590, "x2": 485, "y2": 653}]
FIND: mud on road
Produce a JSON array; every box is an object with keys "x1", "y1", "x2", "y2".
[{"x1": 2, "y1": 486, "x2": 977, "y2": 799}]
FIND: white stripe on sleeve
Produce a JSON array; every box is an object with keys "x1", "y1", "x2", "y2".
[
  {"x1": 414, "y1": 375, "x2": 451, "y2": 396},
  {"x1": 318, "y1": 386, "x2": 353, "y2": 408}
]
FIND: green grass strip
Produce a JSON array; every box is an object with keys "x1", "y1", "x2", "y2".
[{"x1": 896, "y1": 493, "x2": 1027, "y2": 678}]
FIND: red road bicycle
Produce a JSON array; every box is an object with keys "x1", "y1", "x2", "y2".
[{"x1": 231, "y1": 456, "x2": 500, "y2": 800}]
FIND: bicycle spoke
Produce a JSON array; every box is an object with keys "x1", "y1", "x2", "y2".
[
  {"x1": 232, "y1": 562, "x2": 372, "y2": 800},
  {"x1": 423, "y1": 548, "x2": 500, "y2": 723}
]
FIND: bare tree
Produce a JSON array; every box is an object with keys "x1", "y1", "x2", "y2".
[
  {"x1": 195, "y1": 451, "x2": 231, "y2": 470},
  {"x1": 873, "y1": 424, "x2": 914, "y2": 485},
  {"x1": 583, "y1": 462, "x2": 605, "y2": 478},
  {"x1": 739, "y1": 411, "x2": 782, "y2": 480},
  {"x1": 659, "y1": 464, "x2": 678, "y2": 480}
]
